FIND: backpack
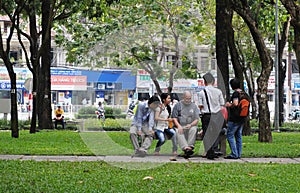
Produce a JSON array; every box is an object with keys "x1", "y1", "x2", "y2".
[
  {"x1": 238, "y1": 90, "x2": 250, "y2": 117},
  {"x1": 133, "y1": 102, "x2": 138, "y2": 115},
  {"x1": 220, "y1": 106, "x2": 228, "y2": 121}
]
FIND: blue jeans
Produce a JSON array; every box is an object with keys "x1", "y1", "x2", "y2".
[
  {"x1": 226, "y1": 121, "x2": 244, "y2": 158},
  {"x1": 155, "y1": 128, "x2": 177, "y2": 153}
]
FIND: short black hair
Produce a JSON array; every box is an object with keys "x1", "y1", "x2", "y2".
[
  {"x1": 230, "y1": 78, "x2": 241, "y2": 90},
  {"x1": 148, "y1": 95, "x2": 160, "y2": 105},
  {"x1": 203, "y1": 72, "x2": 215, "y2": 84}
]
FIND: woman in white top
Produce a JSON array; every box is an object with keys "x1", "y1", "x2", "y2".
[{"x1": 154, "y1": 93, "x2": 177, "y2": 155}]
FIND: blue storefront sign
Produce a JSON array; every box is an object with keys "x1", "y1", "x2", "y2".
[
  {"x1": 0, "y1": 82, "x2": 25, "y2": 90},
  {"x1": 294, "y1": 82, "x2": 300, "y2": 89}
]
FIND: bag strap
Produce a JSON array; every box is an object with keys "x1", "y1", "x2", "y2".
[
  {"x1": 155, "y1": 104, "x2": 163, "y2": 127},
  {"x1": 203, "y1": 89, "x2": 211, "y2": 113}
]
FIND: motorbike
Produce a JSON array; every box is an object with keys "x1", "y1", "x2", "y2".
[{"x1": 95, "y1": 109, "x2": 105, "y2": 121}]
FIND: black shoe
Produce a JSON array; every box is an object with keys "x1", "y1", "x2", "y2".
[
  {"x1": 178, "y1": 153, "x2": 191, "y2": 159},
  {"x1": 215, "y1": 151, "x2": 223, "y2": 156},
  {"x1": 224, "y1": 155, "x2": 238, "y2": 159},
  {"x1": 207, "y1": 154, "x2": 218, "y2": 160},
  {"x1": 185, "y1": 150, "x2": 194, "y2": 156},
  {"x1": 136, "y1": 148, "x2": 147, "y2": 157},
  {"x1": 183, "y1": 154, "x2": 191, "y2": 159}
]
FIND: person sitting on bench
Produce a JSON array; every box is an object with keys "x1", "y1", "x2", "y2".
[{"x1": 54, "y1": 105, "x2": 65, "y2": 129}]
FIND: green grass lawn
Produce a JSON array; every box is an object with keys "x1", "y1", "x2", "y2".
[
  {"x1": 0, "y1": 130, "x2": 299, "y2": 192},
  {"x1": 0, "y1": 160, "x2": 299, "y2": 192},
  {"x1": 0, "y1": 130, "x2": 299, "y2": 157}
]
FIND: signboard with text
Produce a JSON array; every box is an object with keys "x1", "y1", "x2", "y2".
[{"x1": 51, "y1": 75, "x2": 87, "y2": 90}]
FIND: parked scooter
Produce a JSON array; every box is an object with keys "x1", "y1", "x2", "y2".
[
  {"x1": 95, "y1": 109, "x2": 105, "y2": 121},
  {"x1": 96, "y1": 101, "x2": 105, "y2": 121}
]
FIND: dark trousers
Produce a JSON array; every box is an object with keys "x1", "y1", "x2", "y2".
[
  {"x1": 201, "y1": 112, "x2": 224, "y2": 158},
  {"x1": 55, "y1": 119, "x2": 65, "y2": 129}
]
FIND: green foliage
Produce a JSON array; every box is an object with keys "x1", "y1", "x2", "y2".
[
  {"x1": 78, "y1": 106, "x2": 97, "y2": 114},
  {"x1": 54, "y1": 0, "x2": 205, "y2": 70},
  {"x1": 282, "y1": 121, "x2": 300, "y2": 131},
  {"x1": 82, "y1": 118, "x2": 130, "y2": 131},
  {"x1": 250, "y1": 119, "x2": 259, "y2": 128},
  {"x1": 104, "y1": 118, "x2": 130, "y2": 128},
  {"x1": 75, "y1": 106, "x2": 124, "y2": 119},
  {"x1": 0, "y1": 119, "x2": 10, "y2": 129},
  {"x1": 178, "y1": 55, "x2": 198, "y2": 79},
  {"x1": 104, "y1": 107, "x2": 122, "y2": 115}
]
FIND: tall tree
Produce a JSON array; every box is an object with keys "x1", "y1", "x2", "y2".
[
  {"x1": 230, "y1": 0, "x2": 273, "y2": 142},
  {"x1": 55, "y1": 0, "x2": 205, "y2": 95},
  {"x1": 0, "y1": 0, "x2": 117, "y2": 135},
  {"x1": 0, "y1": 2, "x2": 23, "y2": 137},
  {"x1": 227, "y1": 1, "x2": 290, "y2": 134},
  {"x1": 280, "y1": 0, "x2": 300, "y2": 72}
]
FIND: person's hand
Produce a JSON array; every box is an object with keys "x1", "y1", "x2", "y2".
[
  {"x1": 167, "y1": 118, "x2": 173, "y2": 122},
  {"x1": 199, "y1": 129, "x2": 203, "y2": 136},
  {"x1": 225, "y1": 102, "x2": 231, "y2": 107},
  {"x1": 177, "y1": 126, "x2": 183, "y2": 134},
  {"x1": 137, "y1": 130, "x2": 142, "y2": 136},
  {"x1": 183, "y1": 124, "x2": 192, "y2": 129},
  {"x1": 150, "y1": 130, "x2": 155, "y2": 136}
]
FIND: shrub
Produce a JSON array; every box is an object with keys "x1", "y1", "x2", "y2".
[
  {"x1": 78, "y1": 106, "x2": 97, "y2": 114},
  {"x1": 104, "y1": 107, "x2": 122, "y2": 115},
  {"x1": 75, "y1": 106, "x2": 124, "y2": 119},
  {"x1": 81, "y1": 118, "x2": 131, "y2": 131},
  {"x1": 0, "y1": 119, "x2": 10, "y2": 130},
  {"x1": 282, "y1": 122, "x2": 300, "y2": 131},
  {"x1": 250, "y1": 119, "x2": 258, "y2": 128}
]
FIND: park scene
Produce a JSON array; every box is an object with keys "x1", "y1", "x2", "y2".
[{"x1": 0, "y1": 0, "x2": 300, "y2": 192}]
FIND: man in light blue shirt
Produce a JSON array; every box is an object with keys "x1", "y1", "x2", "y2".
[{"x1": 130, "y1": 95, "x2": 160, "y2": 156}]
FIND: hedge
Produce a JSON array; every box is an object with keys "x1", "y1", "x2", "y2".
[{"x1": 75, "y1": 106, "x2": 125, "y2": 119}]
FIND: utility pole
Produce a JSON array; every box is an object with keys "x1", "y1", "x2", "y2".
[{"x1": 274, "y1": 0, "x2": 280, "y2": 131}]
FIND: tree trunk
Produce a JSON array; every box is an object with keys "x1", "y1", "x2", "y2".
[
  {"x1": 26, "y1": 4, "x2": 39, "y2": 134},
  {"x1": 30, "y1": 73, "x2": 38, "y2": 133},
  {"x1": 9, "y1": 72, "x2": 19, "y2": 138},
  {"x1": 294, "y1": 28, "x2": 300, "y2": 74},
  {"x1": 216, "y1": 0, "x2": 230, "y2": 100},
  {"x1": 40, "y1": 0, "x2": 54, "y2": 129},
  {"x1": 280, "y1": 1, "x2": 300, "y2": 94},
  {"x1": 278, "y1": 19, "x2": 290, "y2": 126}
]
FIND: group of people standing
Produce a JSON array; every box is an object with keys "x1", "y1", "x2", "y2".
[{"x1": 129, "y1": 72, "x2": 247, "y2": 160}]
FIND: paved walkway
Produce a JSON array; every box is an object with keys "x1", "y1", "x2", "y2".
[{"x1": 0, "y1": 154, "x2": 299, "y2": 164}]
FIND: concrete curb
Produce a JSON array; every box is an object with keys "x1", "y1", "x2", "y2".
[{"x1": 0, "y1": 155, "x2": 299, "y2": 164}]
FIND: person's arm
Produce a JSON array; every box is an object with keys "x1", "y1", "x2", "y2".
[
  {"x1": 219, "y1": 90, "x2": 225, "y2": 106},
  {"x1": 172, "y1": 103, "x2": 184, "y2": 134},
  {"x1": 225, "y1": 91, "x2": 239, "y2": 107},
  {"x1": 185, "y1": 105, "x2": 199, "y2": 129},
  {"x1": 197, "y1": 91, "x2": 204, "y2": 110},
  {"x1": 148, "y1": 110, "x2": 155, "y2": 131},
  {"x1": 136, "y1": 103, "x2": 144, "y2": 131},
  {"x1": 185, "y1": 119, "x2": 199, "y2": 129}
]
